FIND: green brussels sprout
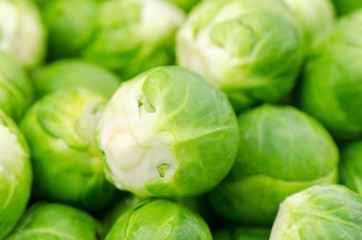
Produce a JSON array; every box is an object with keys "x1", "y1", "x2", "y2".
[
  {"x1": 32, "y1": 59, "x2": 121, "y2": 100},
  {"x1": 332, "y1": 0, "x2": 362, "y2": 16},
  {"x1": 20, "y1": 88, "x2": 115, "y2": 210},
  {"x1": 82, "y1": 0, "x2": 185, "y2": 79},
  {"x1": 105, "y1": 199, "x2": 212, "y2": 240},
  {"x1": 176, "y1": 0, "x2": 304, "y2": 111},
  {"x1": 6, "y1": 203, "x2": 105, "y2": 240},
  {"x1": 339, "y1": 141, "x2": 362, "y2": 195},
  {"x1": 0, "y1": 50, "x2": 33, "y2": 122},
  {"x1": 214, "y1": 227, "x2": 270, "y2": 240},
  {"x1": 270, "y1": 185, "x2": 362, "y2": 240},
  {"x1": 209, "y1": 104, "x2": 339, "y2": 225},
  {"x1": 299, "y1": 10, "x2": 362, "y2": 140},
  {"x1": 283, "y1": 0, "x2": 336, "y2": 52},
  {"x1": 166, "y1": 0, "x2": 200, "y2": 12},
  {"x1": 0, "y1": 0, "x2": 46, "y2": 69},
  {"x1": 0, "y1": 110, "x2": 32, "y2": 239},
  {"x1": 41, "y1": 0, "x2": 101, "y2": 60},
  {"x1": 97, "y1": 66, "x2": 239, "y2": 198}
]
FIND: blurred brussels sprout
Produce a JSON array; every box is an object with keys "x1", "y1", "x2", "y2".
[
  {"x1": 299, "y1": 10, "x2": 362, "y2": 140},
  {"x1": 82, "y1": 0, "x2": 185, "y2": 79},
  {"x1": 0, "y1": 110, "x2": 32, "y2": 239},
  {"x1": 283, "y1": 0, "x2": 335, "y2": 52},
  {"x1": 270, "y1": 185, "x2": 362, "y2": 239},
  {"x1": 0, "y1": 0, "x2": 46, "y2": 69},
  {"x1": 20, "y1": 88, "x2": 115, "y2": 210},
  {"x1": 105, "y1": 199, "x2": 212, "y2": 240},
  {"x1": 0, "y1": 51, "x2": 33, "y2": 122},
  {"x1": 332, "y1": 0, "x2": 362, "y2": 16},
  {"x1": 209, "y1": 104, "x2": 339, "y2": 225},
  {"x1": 41, "y1": 0, "x2": 101, "y2": 60},
  {"x1": 32, "y1": 59, "x2": 121, "y2": 100},
  {"x1": 6, "y1": 203, "x2": 105, "y2": 240},
  {"x1": 214, "y1": 227, "x2": 270, "y2": 240},
  {"x1": 166, "y1": 0, "x2": 200, "y2": 12},
  {"x1": 339, "y1": 141, "x2": 362, "y2": 195},
  {"x1": 97, "y1": 66, "x2": 239, "y2": 198},
  {"x1": 176, "y1": 0, "x2": 304, "y2": 111}
]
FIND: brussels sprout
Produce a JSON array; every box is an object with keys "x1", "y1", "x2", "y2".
[
  {"x1": 32, "y1": 59, "x2": 121, "y2": 100},
  {"x1": 97, "y1": 66, "x2": 239, "y2": 197},
  {"x1": 0, "y1": 110, "x2": 32, "y2": 239},
  {"x1": 339, "y1": 141, "x2": 362, "y2": 195},
  {"x1": 270, "y1": 185, "x2": 362, "y2": 240},
  {"x1": 166, "y1": 0, "x2": 200, "y2": 12},
  {"x1": 0, "y1": 0, "x2": 46, "y2": 69},
  {"x1": 82, "y1": 0, "x2": 185, "y2": 79},
  {"x1": 6, "y1": 203, "x2": 105, "y2": 240},
  {"x1": 0, "y1": 51, "x2": 33, "y2": 122},
  {"x1": 176, "y1": 0, "x2": 304, "y2": 111},
  {"x1": 41, "y1": 0, "x2": 101, "y2": 60},
  {"x1": 105, "y1": 199, "x2": 212, "y2": 240},
  {"x1": 20, "y1": 88, "x2": 115, "y2": 210},
  {"x1": 214, "y1": 227, "x2": 270, "y2": 240},
  {"x1": 209, "y1": 104, "x2": 339, "y2": 225},
  {"x1": 332, "y1": 0, "x2": 362, "y2": 16},
  {"x1": 283, "y1": 0, "x2": 335, "y2": 52},
  {"x1": 299, "y1": 10, "x2": 362, "y2": 140}
]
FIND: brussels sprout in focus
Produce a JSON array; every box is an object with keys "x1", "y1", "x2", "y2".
[
  {"x1": 209, "y1": 104, "x2": 339, "y2": 225},
  {"x1": 214, "y1": 227, "x2": 270, "y2": 240},
  {"x1": 32, "y1": 59, "x2": 121, "y2": 100},
  {"x1": 0, "y1": 110, "x2": 32, "y2": 240},
  {"x1": 332, "y1": 0, "x2": 362, "y2": 16},
  {"x1": 339, "y1": 141, "x2": 362, "y2": 195},
  {"x1": 105, "y1": 199, "x2": 212, "y2": 240},
  {"x1": 20, "y1": 88, "x2": 115, "y2": 210},
  {"x1": 82, "y1": 0, "x2": 185, "y2": 79},
  {"x1": 299, "y1": 10, "x2": 362, "y2": 140},
  {"x1": 0, "y1": 51, "x2": 33, "y2": 122},
  {"x1": 283, "y1": 0, "x2": 335, "y2": 52},
  {"x1": 97, "y1": 66, "x2": 239, "y2": 198},
  {"x1": 270, "y1": 185, "x2": 362, "y2": 240},
  {"x1": 176, "y1": 0, "x2": 304, "y2": 111},
  {"x1": 0, "y1": 0, "x2": 46, "y2": 69},
  {"x1": 6, "y1": 203, "x2": 105, "y2": 240},
  {"x1": 41, "y1": 0, "x2": 101, "y2": 60}
]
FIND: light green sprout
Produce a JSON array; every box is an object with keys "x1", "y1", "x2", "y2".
[
  {"x1": 176, "y1": 0, "x2": 304, "y2": 111},
  {"x1": 0, "y1": 110, "x2": 32, "y2": 239},
  {"x1": 209, "y1": 104, "x2": 339, "y2": 225},
  {"x1": 0, "y1": 0, "x2": 46, "y2": 69},
  {"x1": 20, "y1": 88, "x2": 115, "y2": 210},
  {"x1": 105, "y1": 199, "x2": 212, "y2": 240},
  {"x1": 6, "y1": 203, "x2": 105, "y2": 240},
  {"x1": 270, "y1": 185, "x2": 362, "y2": 240},
  {"x1": 97, "y1": 66, "x2": 239, "y2": 198}
]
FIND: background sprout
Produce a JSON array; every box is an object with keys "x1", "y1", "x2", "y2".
[
  {"x1": 209, "y1": 104, "x2": 339, "y2": 225},
  {"x1": 270, "y1": 185, "x2": 362, "y2": 240},
  {"x1": 105, "y1": 199, "x2": 212, "y2": 240},
  {"x1": 0, "y1": 50, "x2": 33, "y2": 122},
  {"x1": 40, "y1": 0, "x2": 101, "y2": 60},
  {"x1": 6, "y1": 203, "x2": 105, "y2": 240},
  {"x1": 20, "y1": 88, "x2": 115, "y2": 210},
  {"x1": 97, "y1": 66, "x2": 239, "y2": 198},
  {"x1": 282, "y1": 0, "x2": 336, "y2": 52},
  {"x1": 0, "y1": 110, "x2": 32, "y2": 239},
  {"x1": 31, "y1": 59, "x2": 121, "y2": 100},
  {"x1": 299, "y1": 10, "x2": 362, "y2": 140},
  {"x1": 0, "y1": 0, "x2": 46, "y2": 69},
  {"x1": 176, "y1": 0, "x2": 304, "y2": 111},
  {"x1": 82, "y1": 0, "x2": 185, "y2": 79},
  {"x1": 166, "y1": 0, "x2": 200, "y2": 12},
  {"x1": 214, "y1": 227, "x2": 270, "y2": 240},
  {"x1": 332, "y1": 0, "x2": 362, "y2": 16},
  {"x1": 339, "y1": 141, "x2": 362, "y2": 195}
]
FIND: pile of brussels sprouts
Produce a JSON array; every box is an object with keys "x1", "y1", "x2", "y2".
[{"x1": 0, "y1": 0, "x2": 361, "y2": 239}]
